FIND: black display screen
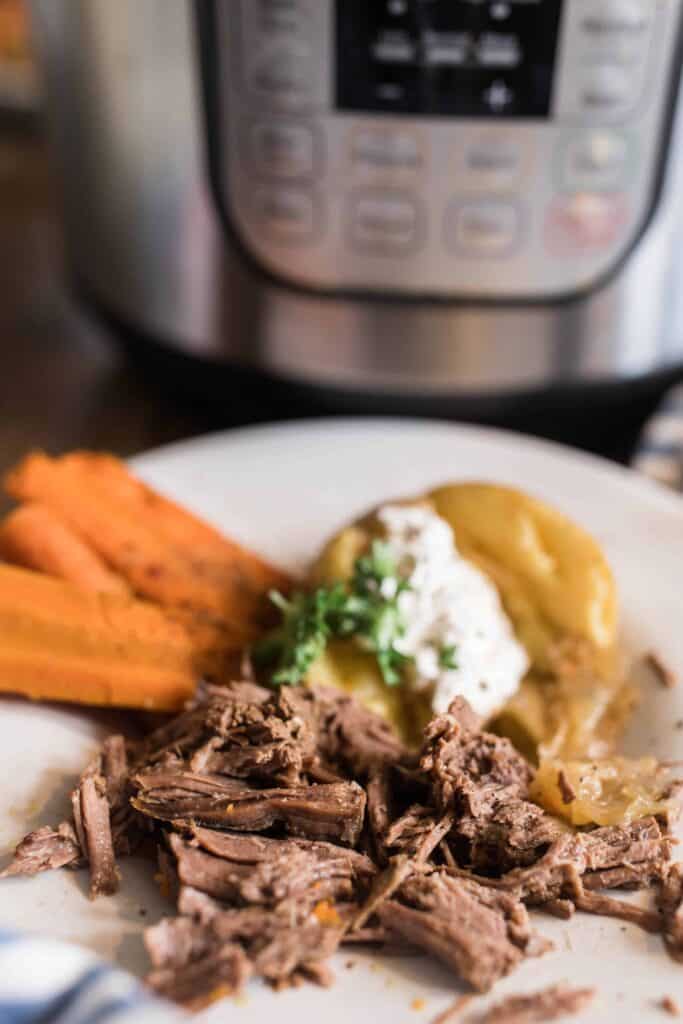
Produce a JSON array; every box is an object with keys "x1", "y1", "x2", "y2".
[{"x1": 336, "y1": 0, "x2": 564, "y2": 118}]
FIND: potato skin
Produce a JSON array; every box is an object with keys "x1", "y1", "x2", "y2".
[
  {"x1": 309, "y1": 524, "x2": 368, "y2": 589},
  {"x1": 429, "y1": 483, "x2": 617, "y2": 673}
]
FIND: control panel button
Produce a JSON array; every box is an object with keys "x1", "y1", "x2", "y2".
[
  {"x1": 581, "y1": 1, "x2": 650, "y2": 36},
  {"x1": 578, "y1": 33, "x2": 649, "y2": 68},
  {"x1": 234, "y1": 0, "x2": 328, "y2": 109},
  {"x1": 250, "y1": 45, "x2": 312, "y2": 107},
  {"x1": 250, "y1": 122, "x2": 318, "y2": 179},
  {"x1": 447, "y1": 200, "x2": 520, "y2": 256},
  {"x1": 553, "y1": 0, "x2": 657, "y2": 118},
  {"x1": 545, "y1": 193, "x2": 628, "y2": 255},
  {"x1": 252, "y1": 186, "x2": 319, "y2": 242},
  {"x1": 254, "y1": 0, "x2": 306, "y2": 35},
  {"x1": 350, "y1": 128, "x2": 423, "y2": 173},
  {"x1": 349, "y1": 192, "x2": 419, "y2": 254},
  {"x1": 580, "y1": 66, "x2": 636, "y2": 114},
  {"x1": 459, "y1": 135, "x2": 529, "y2": 190},
  {"x1": 577, "y1": 0, "x2": 653, "y2": 66},
  {"x1": 560, "y1": 131, "x2": 630, "y2": 192}
]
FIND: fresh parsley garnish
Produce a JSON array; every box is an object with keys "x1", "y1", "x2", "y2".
[
  {"x1": 439, "y1": 644, "x2": 459, "y2": 670},
  {"x1": 263, "y1": 586, "x2": 346, "y2": 686},
  {"x1": 254, "y1": 539, "x2": 413, "y2": 688}
]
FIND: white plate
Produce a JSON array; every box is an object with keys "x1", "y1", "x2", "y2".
[{"x1": 1, "y1": 418, "x2": 682, "y2": 1022}]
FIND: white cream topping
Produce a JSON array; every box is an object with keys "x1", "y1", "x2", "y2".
[{"x1": 377, "y1": 504, "x2": 529, "y2": 718}]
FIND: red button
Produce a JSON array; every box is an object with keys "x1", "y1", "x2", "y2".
[{"x1": 545, "y1": 192, "x2": 628, "y2": 256}]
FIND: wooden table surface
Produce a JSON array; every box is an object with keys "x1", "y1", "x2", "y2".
[{"x1": 0, "y1": 118, "x2": 253, "y2": 515}]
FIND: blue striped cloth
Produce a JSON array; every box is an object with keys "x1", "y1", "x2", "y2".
[
  {"x1": 632, "y1": 383, "x2": 683, "y2": 491},
  {"x1": 0, "y1": 931, "x2": 185, "y2": 1024}
]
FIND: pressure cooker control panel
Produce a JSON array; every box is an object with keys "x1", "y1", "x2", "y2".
[{"x1": 212, "y1": 0, "x2": 683, "y2": 300}]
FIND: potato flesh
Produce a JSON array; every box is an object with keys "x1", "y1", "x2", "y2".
[
  {"x1": 531, "y1": 756, "x2": 672, "y2": 827},
  {"x1": 493, "y1": 658, "x2": 637, "y2": 765},
  {"x1": 307, "y1": 640, "x2": 431, "y2": 745}
]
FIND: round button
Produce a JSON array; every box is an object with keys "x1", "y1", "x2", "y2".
[
  {"x1": 446, "y1": 200, "x2": 521, "y2": 257},
  {"x1": 348, "y1": 190, "x2": 420, "y2": 255},
  {"x1": 545, "y1": 193, "x2": 629, "y2": 256},
  {"x1": 249, "y1": 44, "x2": 312, "y2": 108},
  {"x1": 250, "y1": 122, "x2": 319, "y2": 179},
  {"x1": 252, "y1": 186, "x2": 320, "y2": 243},
  {"x1": 559, "y1": 131, "x2": 631, "y2": 192}
]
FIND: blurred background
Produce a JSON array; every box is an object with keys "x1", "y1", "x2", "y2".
[{"x1": 2, "y1": 0, "x2": 682, "y2": 510}]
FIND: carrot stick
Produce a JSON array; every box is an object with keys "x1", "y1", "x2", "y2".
[
  {"x1": 0, "y1": 503, "x2": 131, "y2": 596},
  {"x1": 0, "y1": 563, "x2": 242, "y2": 710},
  {"x1": 4, "y1": 451, "x2": 292, "y2": 634}
]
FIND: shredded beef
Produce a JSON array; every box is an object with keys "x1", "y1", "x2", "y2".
[
  {"x1": 190, "y1": 824, "x2": 374, "y2": 876},
  {"x1": 658, "y1": 862, "x2": 683, "y2": 962},
  {"x1": 79, "y1": 768, "x2": 118, "y2": 897},
  {"x1": 583, "y1": 861, "x2": 669, "y2": 891},
  {"x1": 420, "y1": 699, "x2": 532, "y2": 814},
  {"x1": 379, "y1": 871, "x2": 534, "y2": 993},
  {"x1": 384, "y1": 803, "x2": 447, "y2": 856},
  {"x1": 132, "y1": 772, "x2": 366, "y2": 845},
  {"x1": 453, "y1": 798, "x2": 567, "y2": 874},
  {"x1": 456, "y1": 817, "x2": 673, "y2": 905},
  {"x1": 195, "y1": 686, "x2": 317, "y2": 784},
  {"x1": 314, "y1": 686, "x2": 409, "y2": 775},
  {"x1": 139, "y1": 684, "x2": 316, "y2": 786},
  {"x1": 3, "y1": 685, "x2": 682, "y2": 1010},
  {"x1": 169, "y1": 828, "x2": 374, "y2": 905},
  {"x1": 366, "y1": 767, "x2": 393, "y2": 860},
  {"x1": 0, "y1": 823, "x2": 82, "y2": 877},
  {"x1": 564, "y1": 865, "x2": 663, "y2": 933},
  {"x1": 352, "y1": 807, "x2": 454, "y2": 929},
  {"x1": 146, "y1": 934, "x2": 252, "y2": 1009},
  {"x1": 464, "y1": 984, "x2": 595, "y2": 1024},
  {"x1": 1, "y1": 735, "x2": 133, "y2": 897},
  {"x1": 146, "y1": 884, "x2": 347, "y2": 1004}
]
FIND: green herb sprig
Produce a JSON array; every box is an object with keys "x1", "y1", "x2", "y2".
[
  {"x1": 254, "y1": 540, "x2": 413, "y2": 687},
  {"x1": 439, "y1": 644, "x2": 459, "y2": 670}
]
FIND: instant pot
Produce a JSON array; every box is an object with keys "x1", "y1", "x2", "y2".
[{"x1": 29, "y1": 1, "x2": 683, "y2": 420}]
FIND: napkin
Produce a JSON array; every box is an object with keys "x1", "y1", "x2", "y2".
[{"x1": 0, "y1": 930, "x2": 186, "y2": 1024}]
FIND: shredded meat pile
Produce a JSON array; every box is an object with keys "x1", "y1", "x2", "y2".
[{"x1": 2, "y1": 684, "x2": 681, "y2": 1012}]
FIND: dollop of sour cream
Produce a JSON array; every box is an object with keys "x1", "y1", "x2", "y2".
[{"x1": 377, "y1": 504, "x2": 529, "y2": 718}]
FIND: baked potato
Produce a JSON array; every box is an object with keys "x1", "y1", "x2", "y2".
[{"x1": 306, "y1": 483, "x2": 625, "y2": 758}]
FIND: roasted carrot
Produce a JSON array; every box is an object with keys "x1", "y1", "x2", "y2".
[
  {"x1": 0, "y1": 563, "x2": 241, "y2": 710},
  {"x1": 5, "y1": 451, "x2": 292, "y2": 634},
  {"x1": 0, "y1": 503, "x2": 131, "y2": 596}
]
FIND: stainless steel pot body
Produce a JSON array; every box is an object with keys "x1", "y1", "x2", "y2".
[{"x1": 29, "y1": 0, "x2": 683, "y2": 397}]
